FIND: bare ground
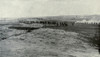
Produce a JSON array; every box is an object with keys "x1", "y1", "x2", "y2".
[{"x1": 0, "y1": 28, "x2": 100, "y2": 57}]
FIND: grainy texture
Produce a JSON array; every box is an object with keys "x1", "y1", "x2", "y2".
[{"x1": 0, "y1": 28, "x2": 100, "y2": 57}]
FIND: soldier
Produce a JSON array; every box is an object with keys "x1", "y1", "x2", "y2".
[{"x1": 72, "y1": 22, "x2": 75, "y2": 26}]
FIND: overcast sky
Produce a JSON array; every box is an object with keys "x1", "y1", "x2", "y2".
[{"x1": 0, "y1": 0, "x2": 100, "y2": 18}]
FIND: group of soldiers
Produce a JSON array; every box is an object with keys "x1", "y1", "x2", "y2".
[{"x1": 19, "y1": 20, "x2": 75, "y2": 26}]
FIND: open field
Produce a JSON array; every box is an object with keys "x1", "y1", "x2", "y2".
[{"x1": 0, "y1": 15, "x2": 100, "y2": 57}]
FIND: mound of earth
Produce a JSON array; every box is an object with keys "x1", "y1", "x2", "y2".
[{"x1": 0, "y1": 28, "x2": 100, "y2": 57}]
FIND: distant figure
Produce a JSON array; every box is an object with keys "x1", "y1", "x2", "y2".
[{"x1": 72, "y1": 22, "x2": 75, "y2": 26}]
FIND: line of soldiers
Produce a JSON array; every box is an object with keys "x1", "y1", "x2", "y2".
[{"x1": 19, "y1": 20, "x2": 73, "y2": 26}]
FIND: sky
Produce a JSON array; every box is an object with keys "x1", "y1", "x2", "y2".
[{"x1": 0, "y1": 0, "x2": 100, "y2": 18}]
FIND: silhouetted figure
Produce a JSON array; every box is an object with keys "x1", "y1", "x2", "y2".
[{"x1": 72, "y1": 22, "x2": 75, "y2": 26}]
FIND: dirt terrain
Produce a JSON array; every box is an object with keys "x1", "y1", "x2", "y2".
[
  {"x1": 0, "y1": 17, "x2": 100, "y2": 57},
  {"x1": 0, "y1": 26, "x2": 100, "y2": 57}
]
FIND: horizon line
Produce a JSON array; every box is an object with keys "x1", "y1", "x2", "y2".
[{"x1": 0, "y1": 14, "x2": 100, "y2": 19}]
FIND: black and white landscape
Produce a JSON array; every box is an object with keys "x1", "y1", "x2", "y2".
[{"x1": 0, "y1": 15, "x2": 100, "y2": 57}]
